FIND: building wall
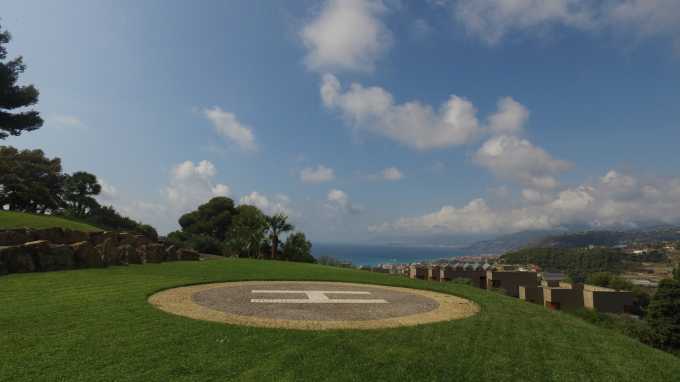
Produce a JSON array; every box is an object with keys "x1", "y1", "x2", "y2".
[
  {"x1": 486, "y1": 271, "x2": 538, "y2": 297},
  {"x1": 583, "y1": 286, "x2": 634, "y2": 314},
  {"x1": 519, "y1": 286, "x2": 544, "y2": 304},
  {"x1": 408, "y1": 266, "x2": 427, "y2": 280},
  {"x1": 544, "y1": 287, "x2": 584, "y2": 311},
  {"x1": 428, "y1": 266, "x2": 442, "y2": 281}
]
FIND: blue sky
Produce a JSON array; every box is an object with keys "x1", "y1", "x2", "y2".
[{"x1": 2, "y1": 0, "x2": 680, "y2": 243}]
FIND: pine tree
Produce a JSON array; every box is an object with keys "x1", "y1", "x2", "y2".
[{"x1": 0, "y1": 24, "x2": 43, "y2": 139}]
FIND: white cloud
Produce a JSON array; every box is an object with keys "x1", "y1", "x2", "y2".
[
  {"x1": 326, "y1": 189, "x2": 362, "y2": 214},
  {"x1": 455, "y1": 0, "x2": 594, "y2": 44},
  {"x1": 50, "y1": 114, "x2": 86, "y2": 129},
  {"x1": 301, "y1": 0, "x2": 391, "y2": 72},
  {"x1": 381, "y1": 167, "x2": 404, "y2": 181},
  {"x1": 453, "y1": 0, "x2": 680, "y2": 50},
  {"x1": 240, "y1": 191, "x2": 293, "y2": 216},
  {"x1": 487, "y1": 97, "x2": 529, "y2": 135},
  {"x1": 372, "y1": 170, "x2": 680, "y2": 235},
  {"x1": 163, "y1": 160, "x2": 231, "y2": 213},
  {"x1": 96, "y1": 178, "x2": 118, "y2": 203},
  {"x1": 300, "y1": 165, "x2": 335, "y2": 183},
  {"x1": 608, "y1": 0, "x2": 680, "y2": 48},
  {"x1": 203, "y1": 107, "x2": 257, "y2": 151},
  {"x1": 475, "y1": 135, "x2": 570, "y2": 189},
  {"x1": 322, "y1": 74, "x2": 482, "y2": 150}
]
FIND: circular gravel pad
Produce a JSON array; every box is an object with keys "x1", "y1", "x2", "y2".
[{"x1": 149, "y1": 281, "x2": 479, "y2": 330}]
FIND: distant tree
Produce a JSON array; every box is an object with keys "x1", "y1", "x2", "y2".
[
  {"x1": 0, "y1": 24, "x2": 43, "y2": 139},
  {"x1": 586, "y1": 272, "x2": 633, "y2": 291},
  {"x1": 0, "y1": 146, "x2": 63, "y2": 212},
  {"x1": 81, "y1": 204, "x2": 157, "y2": 239},
  {"x1": 282, "y1": 232, "x2": 315, "y2": 263},
  {"x1": 673, "y1": 266, "x2": 680, "y2": 281},
  {"x1": 647, "y1": 278, "x2": 680, "y2": 350},
  {"x1": 178, "y1": 197, "x2": 235, "y2": 241},
  {"x1": 62, "y1": 171, "x2": 101, "y2": 217},
  {"x1": 227, "y1": 205, "x2": 267, "y2": 258},
  {"x1": 136, "y1": 224, "x2": 158, "y2": 241},
  {"x1": 265, "y1": 213, "x2": 294, "y2": 259}
]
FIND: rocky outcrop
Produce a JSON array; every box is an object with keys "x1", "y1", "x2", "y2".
[
  {"x1": 0, "y1": 227, "x2": 202, "y2": 276},
  {"x1": 71, "y1": 241, "x2": 104, "y2": 268},
  {"x1": 39, "y1": 244, "x2": 75, "y2": 272},
  {"x1": 127, "y1": 245, "x2": 146, "y2": 264},
  {"x1": 145, "y1": 244, "x2": 165, "y2": 263},
  {"x1": 0, "y1": 229, "x2": 34, "y2": 246},
  {"x1": 0, "y1": 244, "x2": 36, "y2": 273},
  {"x1": 165, "y1": 245, "x2": 178, "y2": 262}
]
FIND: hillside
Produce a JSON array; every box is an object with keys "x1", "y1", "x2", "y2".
[
  {"x1": 0, "y1": 211, "x2": 101, "y2": 232},
  {"x1": 1, "y1": 259, "x2": 678, "y2": 381},
  {"x1": 531, "y1": 226, "x2": 680, "y2": 249}
]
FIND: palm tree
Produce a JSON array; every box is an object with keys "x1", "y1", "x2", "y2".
[{"x1": 266, "y1": 213, "x2": 294, "y2": 259}]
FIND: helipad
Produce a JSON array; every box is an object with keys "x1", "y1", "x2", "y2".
[{"x1": 149, "y1": 281, "x2": 479, "y2": 330}]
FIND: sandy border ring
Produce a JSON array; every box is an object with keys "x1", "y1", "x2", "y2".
[{"x1": 148, "y1": 281, "x2": 479, "y2": 330}]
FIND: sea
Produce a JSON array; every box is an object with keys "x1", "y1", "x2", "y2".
[{"x1": 312, "y1": 243, "x2": 465, "y2": 266}]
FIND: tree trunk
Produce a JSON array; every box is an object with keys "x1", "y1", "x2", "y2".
[{"x1": 271, "y1": 235, "x2": 278, "y2": 259}]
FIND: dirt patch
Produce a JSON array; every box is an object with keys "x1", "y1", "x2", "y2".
[{"x1": 149, "y1": 281, "x2": 479, "y2": 330}]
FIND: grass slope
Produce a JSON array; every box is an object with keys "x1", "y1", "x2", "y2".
[
  {"x1": 0, "y1": 211, "x2": 101, "y2": 232},
  {"x1": 1, "y1": 259, "x2": 678, "y2": 382}
]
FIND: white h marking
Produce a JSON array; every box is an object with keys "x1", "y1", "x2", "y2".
[{"x1": 250, "y1": 290, "x2": 388, "y2": 304}]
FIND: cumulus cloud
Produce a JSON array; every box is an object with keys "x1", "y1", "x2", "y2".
[
  {"x1": 381, "y1": 167, "x2": 404, "y2": 181},
  {"x1": 203, "y1": 107, "x2": 257, "y2": 151},
  {"x1": 163, "y1": 160, "x2": 231, "y2": 213},
  {"x1": 455, "y1": 0, "x2": 594, "y2": 44},
  {"x1": 454, "y1": 0, "x2": 680, "y2": 50},
  {"x1": 487, "y1": 97, "x2": 530, "y2": 135},
  {"x1": 475, "y1": 135, "x2": 570, "y2": 189},
  {"x1": 96, "y1": 179, "x2": 118, "y2": 203},
  {"x1": 300, "y1": 165, "x2": 335, "y2": 183},
  {"x1": 372, "y1": 170, "x2": 680, "y2": 235},
  {"x1": 240, "y1": 192, "x2": 293, "y2": 216},
  {"x1": 301, "y1": 0, "x2": 391, "y2": 72},
  {"x1": 326, "y1": 189, "x2": 362, "y2": 214},
  {"x1": 322, "y1": 74, "x2": 482, "y2": 150}
]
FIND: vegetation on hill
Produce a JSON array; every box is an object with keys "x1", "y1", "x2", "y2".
[
  {"x1": 168, "y1": 197, "x2": 314, "y2": 262},
  {"x1": 1, "y1": 259, "x2": 679, "y2": 381},
  {"x1": 0, "y1": 210, "x2": 101, "y2": 232},
  {"x1": 0, "y1": 146, "x2": 157, "y2": 238},
  {"x1": 532, "y1": 227, "x2": 680, "y2": 249},
  {"x1": 501, "y1": 247, "x2": 631, "y2": 282}
]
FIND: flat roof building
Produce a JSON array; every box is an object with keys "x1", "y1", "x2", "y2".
[
  {"x1": 486, "y1": 269, "x2": 538, "y2": 297},
  {"x1": 543, "y1": 282, "x2": 584, "y2": 311},
  {"x1": 519, "y1": 285, "x2": 544, "y2": 304},
  {"x1": 408, "y1": 265, "x2": 428, "y2": 280},
  {"x1": 583, "y1": 285, "x2": 634, "y2": 314},
  {"x1": 440, "y1": 265, "x2": 487, "y2": 288},
  {"x1": 427, "y1": 265, "x2": 443, "y2": 281}
]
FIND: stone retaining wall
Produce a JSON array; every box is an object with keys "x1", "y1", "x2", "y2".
[{"x1": 0, "y1": 228, "x2": 200, "y2": 276}]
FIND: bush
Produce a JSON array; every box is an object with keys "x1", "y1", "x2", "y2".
[
  {"x1": 282, "y1": 232, "x2": 315, "y2": 263},
  {"x1": 571, "y1": 309, "x2": 655, "y2": 345},
  {"x1": 647, "y1": 278, "x2": 680, "y2": 351},
  {"x1": 166, "y1": 231, "x2": 225, "y2": 256}
]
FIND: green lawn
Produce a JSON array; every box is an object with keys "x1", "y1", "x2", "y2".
[
  {"x1": 0, "y1": 211, "x2": 101, "y2": 232},
  {"x1": 1, "y1": 259, "x2": 678, "y2": 381}
]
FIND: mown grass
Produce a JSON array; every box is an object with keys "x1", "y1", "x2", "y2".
[
  {"x1": 0, "y1": 211, "x2": 102, "y2": 232},
  {"x1": 1, "y1": 259, "x2": 678, "y2": 381}
]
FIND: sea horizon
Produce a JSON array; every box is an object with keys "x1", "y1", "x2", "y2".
[{"x1": 312, "y1": 242, "x2": 467, "y2": 266}]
